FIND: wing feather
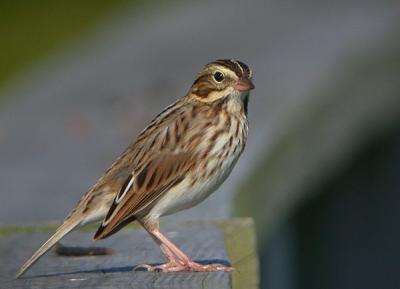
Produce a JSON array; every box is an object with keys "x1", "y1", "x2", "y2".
[{"x1": 94, "y1": 152, "x2": 192, "y2": 240}]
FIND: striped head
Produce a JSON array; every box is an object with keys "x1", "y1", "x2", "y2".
[{"x1": 188, "y1": 59, "x2": 254, "y2": 102}]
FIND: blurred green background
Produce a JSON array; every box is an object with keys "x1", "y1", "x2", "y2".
[
  {"x1": 0, "y1": 0, "x2": 140, "y2": 93},
  {"x1": 0, "y1": 1, "x2": 399, "y2": 288}
]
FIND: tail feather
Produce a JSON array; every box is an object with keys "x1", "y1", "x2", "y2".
[{"x1": 16, "y1": 219, "x2": 81, "y2": 278}]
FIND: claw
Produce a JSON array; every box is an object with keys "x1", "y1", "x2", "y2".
[{"x1": 134, "y1": 264, "x2": 156, "y2": 271}]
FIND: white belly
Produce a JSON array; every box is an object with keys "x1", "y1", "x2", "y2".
[{"x1": 147, "y1": 149, "x2": 242, "y2": 219}]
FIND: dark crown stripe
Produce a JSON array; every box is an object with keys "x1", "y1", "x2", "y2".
[
  {"x1": 213, "y1": 59, "x2": 243, "y2": 78},
  {"x1": 236, "y1": 60, "x2": 251, "y2": 78}
]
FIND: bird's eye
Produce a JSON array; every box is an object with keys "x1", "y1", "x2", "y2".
[{"x1": 213, "y1": 71, "x2": 224, "y2": 82}]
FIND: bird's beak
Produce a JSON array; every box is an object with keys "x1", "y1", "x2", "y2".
[{"x1": 233, "y1": 78, "x2": 255, "y2": 92}]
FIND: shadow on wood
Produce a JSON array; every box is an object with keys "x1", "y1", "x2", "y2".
[{"x1": 1, "y1": 218, "x2": 258, "y2": 289}]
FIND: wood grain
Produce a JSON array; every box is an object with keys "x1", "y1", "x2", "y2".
[{"x1": 0, "y1": 218, "x2": 258, "y2": 289}]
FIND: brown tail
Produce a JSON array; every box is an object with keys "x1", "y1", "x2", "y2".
[{"x1": 16, "y1": 218, "x2": 81, "y2": 278}]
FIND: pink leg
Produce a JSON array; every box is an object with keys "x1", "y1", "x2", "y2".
[
  {"x1": 150, "y1": 228, "x2": 234, "y2": 272},
  {"x1": 135, "y1": 243, "x2": 187, "y2": 272},
  {"x1": 135, "y1": 222, "x2": 187, "y2": 272}
]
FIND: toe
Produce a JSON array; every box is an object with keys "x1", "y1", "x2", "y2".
[{"x1": 186, "y1": 262, "x2": 234, "y2": 272}]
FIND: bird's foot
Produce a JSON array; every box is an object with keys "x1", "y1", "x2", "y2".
[
  {"x1": 135, "y1": 261, "x2": 233, "y2": 272},
  {"x1": 184, "y1": 261, "x2": 234, "y2": 272},
  {"x1": 135, "y1": 260, "x2": 187, "y2": 272}
]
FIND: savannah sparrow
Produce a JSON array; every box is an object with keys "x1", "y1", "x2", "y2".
[{"x1": 17, "y1": 59, "x2": 254, "y2": 277}]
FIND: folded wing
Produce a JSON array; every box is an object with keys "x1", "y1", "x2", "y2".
[{"x1": 94, "y1": 152, "x2": 193, "y2": 239}]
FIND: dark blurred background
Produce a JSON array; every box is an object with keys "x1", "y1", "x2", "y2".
[{"x1": 0, "y1": 1, "x2": 399, "y2": 288}]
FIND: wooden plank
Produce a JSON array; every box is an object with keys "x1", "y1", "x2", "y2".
[
  {"x1": 219, "y1": 218, "x2": 259, "y2": 289},
  {"x1": 0, "y1": 218, "x2": 258, "y2": 289}
]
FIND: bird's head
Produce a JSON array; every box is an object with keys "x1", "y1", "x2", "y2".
[{"x1": 188, "y1": 59, "x2": 254, "y2": 103}]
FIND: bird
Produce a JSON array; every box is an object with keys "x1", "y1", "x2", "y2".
[{"x1": 16, "y1": 59, "x2": 254, "y2": 277}]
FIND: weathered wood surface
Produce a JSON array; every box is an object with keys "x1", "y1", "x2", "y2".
[{"x1": 0, "y1": 218, "x2": 258, "y2": 289}]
